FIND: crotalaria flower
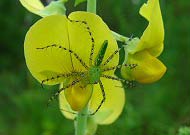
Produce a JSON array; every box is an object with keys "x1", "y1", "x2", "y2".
[
  {"x1": 24, "y1": 11, "x2": 125, "y2": 124},
  {"x1": 121, "y1": 0, "x2": 166, "y2": 83}
]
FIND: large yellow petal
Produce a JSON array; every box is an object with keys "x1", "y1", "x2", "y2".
[
  {"x1": 68, "y1": 11, "x2": 119, "y2": 70},
  {"x1": 59, "y1": 78, "x2": 125, "y2": 125},
  {"x1": 90, "y1": 78, "x2": 125, "y2": 124},
  {"x1": 20, "y1": 0, "x2": 44, "y2": 15},
  {"x1": 129, "y1": 0, "x2": 164, "y2": 57},
  {"x1": 121, "y1": 50, "x2": 166, "y2": 83},
  {"x1": 25, "y1": 12, "x2": 120, "y2": 113},
  {"x1": 24, "y1": 15, "x2": 73, "y2": 85}
]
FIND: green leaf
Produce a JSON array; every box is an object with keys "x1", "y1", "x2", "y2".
[
  {"x1": 74, "y1": 0, "x2": 87, "y2": 7},
  {"x1": 178, "y1": 127, "x2": 190, "y2": 135},
  {"x1": 61, "y1": 0, "x2": 69, "y2": 2}
]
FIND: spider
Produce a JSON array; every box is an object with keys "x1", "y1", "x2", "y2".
[{"x1": 36, "y1": 18, "x2": 137, "y2": 115}]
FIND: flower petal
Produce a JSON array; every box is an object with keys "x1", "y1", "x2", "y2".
[
  {"x1": 68, "y1": 11, "x2": 119, "y2": 70},
  {"x1": 121, "y1": 50, "x2": 166, "y2": 83},
  {"x1": 90, "y1": 78, "x2": 125, "y2": 124},
  {"x1": 20, "y1": 0, "x2": 44, "y2": 15},
  {"x1": 130, "y1": 0, "x2": 164, "y2": 57},
  {"x1": 59, "y1": 78, "x2": 125, "y2": 125},
  {"x1": 59, "y1": 85, "x2": 75, "y2": 120},
  {"x1": 24, "y1": 15, "x2": 73, "y2": 85},
  {"x1": 64, "y1": 83, "x2": 93, "y2": 111}
]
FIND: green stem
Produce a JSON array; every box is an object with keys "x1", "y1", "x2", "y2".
[
  {"x1": 74, "y1": 1, "x2": 97, "y2": 135},
  {"x1": 87, "y1": 0, "x2": 96, "y2": 13},
  {"x1": 111, "y1": 31, "x2": 129, "y2": 43},
  {"x1": 75, "y1": 106, "x2": 89, "y2": 135},
  {"x1": 86, "y1": 0, "x2": 129, "y2": 44},
  {"x1": 59, "y1": 0, "x2": 66, "y2": 3}
]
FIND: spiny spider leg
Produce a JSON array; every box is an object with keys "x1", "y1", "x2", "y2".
[
  {"x1": 41, "y1": 73, "x2": 73, "y2": 88},
  {"x1": 90, "y1": 80, "x2": 106, "y2": 115},
  {"x1": 102, "y1": 47, "x2": 122, "y2": 66},
  {"x1": 41, "y1": 72, "x2": 85, "y2": 88},
  {"x1": 36, "y1": 44, "x2": 89, "y2": 69},
  {"x1": 47, "y1": 79, "x2": 80, "y2": 106},
  {"x1": 102, "y1": 34, "x2": 135, "y2": 66},
  {"x1": 68, "y1": 18, "x2": 95, "y2": 66},
  {"x1": 102, "y1": 64, "x2": 138, "y2": 72},
  {"x1": 101, "y1": 74, "x2": 134, "y2": 88}
]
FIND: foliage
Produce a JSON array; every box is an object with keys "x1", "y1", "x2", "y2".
[
  {"x1": 75, "y1": 0, "x2": 86, "y2": 7},
  {"x1": 178, "y1": 127, "x2": 190, "y2": 135}
]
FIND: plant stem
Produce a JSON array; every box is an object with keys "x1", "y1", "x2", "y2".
[
  {"x1": 87, "y1": 0, "x2": 96, "y2": 13},
  {"x1": 111, "y1": 31, "x2": 129, "y2": 43},
  {"x1": 59, "y1": 0, "x2": 66, "y2": 3},
  {"x1": 74, "y1": 1, "x2": 97, "y2": 135},
  {"x1": 75, "y1": 106, "x2": 89, "y2": 135}
]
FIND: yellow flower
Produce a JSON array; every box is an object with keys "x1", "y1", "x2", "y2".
[
  {"x1": 24, "y1": 11, "x2": 125, "y2": 124},
  {"x1": 121, "y1": 0, "x2": 166, "y2": 84},
  {"x1": 19, "y1": 0, "x2": 66, "y2": 17}
]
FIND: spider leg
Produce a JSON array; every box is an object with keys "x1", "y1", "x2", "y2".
[
  {"x1": 68, "y1": 18, "x2": 95, "y2": 66},
  {"x1": 41, "y1": 73, "x2": 74, "y2": 88},
  {"x1": 101, "y1": 74, "x2": 135, "y2": 88},
  {"x1": 101, "y1": 47, "x2": 122, "y2": 66},
  {"x1": 41, "y1": 71, "x2": 86, "y2": 88},
  {"x1": 102, "y1": 64, "x2": 137, "y2": 72},
  {"x1": 36, "y1": 45, "x2": 89, "y2": 69},
  {"x1": 47, "y1": 79, "x2": 80, "y2": 107},
  {"x1": 90, "y1": 80, "x2": 106, "y2": 115},
  {"x1": 102, "y1": 35, "x2": 135, "y2": 66}
]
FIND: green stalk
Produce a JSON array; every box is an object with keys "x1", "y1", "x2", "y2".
[
  {"x1": 59, "y1": 0, "x2": 66, "y2": 3},
  {"x1": 75, "y1": 106, "x2": 89, "y2": 135},
  {"x1": 87, "y1": 0, "x2": 96, "y2": 13},
  {"x1": 74, "y1": 1, "x2": 97, "y2": 135}
]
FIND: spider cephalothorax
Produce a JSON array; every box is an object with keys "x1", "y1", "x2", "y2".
[{"x1": 88, "y1": 66, "x2": 102, "y2": 84}]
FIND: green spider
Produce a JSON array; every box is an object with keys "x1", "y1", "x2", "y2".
[{"x1": 36, "y1": 18, "x2": 136, "y2": 115}]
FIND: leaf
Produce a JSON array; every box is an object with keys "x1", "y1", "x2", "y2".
[
  {"x1": 74, "y1": 0, "x2": 87, "y2": 6},
  {"x1": 178, "y1": 126, "x2": 190, "y2": 135}
]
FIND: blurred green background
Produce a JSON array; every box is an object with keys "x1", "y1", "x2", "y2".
[{"x1": 0, "y1": 0, "x2": 190, "y2": 135}]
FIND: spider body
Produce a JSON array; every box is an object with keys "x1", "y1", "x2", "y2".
[
  {"x1": 88, "y1": 40, "x2": 108, "y2": 84},
  {"x1": 88, "y1": 66, "x2": 102, "y2": 84}
]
